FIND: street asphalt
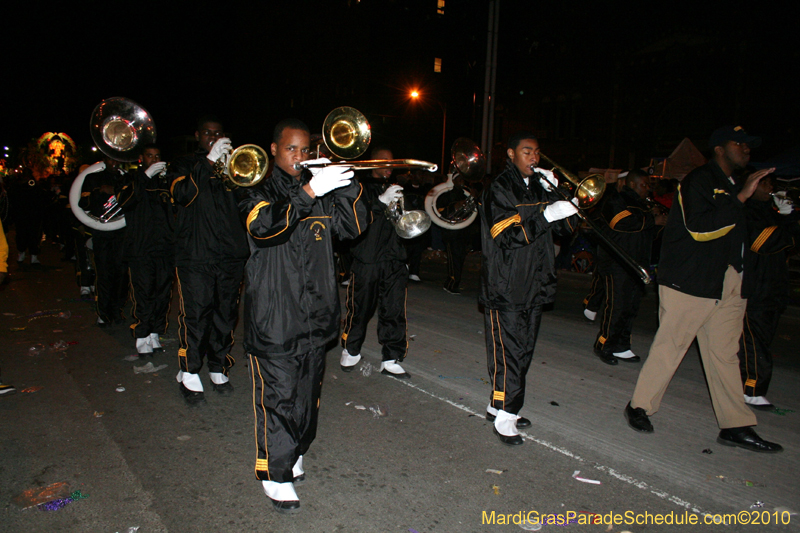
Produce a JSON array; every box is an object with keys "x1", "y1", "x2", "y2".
[{"x1": 1, "y1": 242, "x2": 798, "y2": 532}]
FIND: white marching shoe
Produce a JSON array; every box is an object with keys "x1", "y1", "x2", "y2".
[
  {"x1": 380, "y1": 359, "x2": 410, "y2": 379},
  {"x1": 493, "y1": 409, "x2": 524, "y2": 446},
  {"x1": 292, "y1": 455, "x2": 305, "y2": 483},
  {"x1": 262, "y1": 481, "x2": 300, "y2": 514},
  {"x1": 177, "y1": 371, "x2": 205, "y2": 405},
  {"x1": 340, "y1": 348, "x2": 361, "y2": 372},
  {"x1": 583, "y1": 308, "x2": 597, "y2": 321},
  {"x1": 149, "y1": 332, "x2": 164, "y2": 352},
  {"x1": 136, "y1": 337, "x2": 153, "y2": 355},
  {"x1": 744, "y1": 394, "x2": 775, "y2": 411}
]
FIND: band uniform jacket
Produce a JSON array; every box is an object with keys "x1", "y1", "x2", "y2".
[
  {"x1": 78, "y1": 166, "x2": 125, "y2": 220},
  {"x1": 657, "y1": 160, "x2": 748, "y2": 300},
  {"x1": 238, "y1": 166, "x2": 367, "y2": 358},
  {"x1": 596, "y1": 186, "x2": 659, "y2": 274},
  {"x1": 349, "y1": 178, "x2": 406, "y2": 264},
  {"x1": 741, "y1": 197, "x2": 800, "y2": 305},
  {"x1": 478, "y1": 161, "x2": 577, "y2": 311},
  {"x1": 169, "y1": 151, "x2": 249, "y2": 266},
  {"x1": 117, "y1": 168, "x2": 175, "y2": 260}
]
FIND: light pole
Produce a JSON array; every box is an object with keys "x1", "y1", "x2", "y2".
[{"x1": 410, "y1": 90, "x2": 447, "y2": 173}]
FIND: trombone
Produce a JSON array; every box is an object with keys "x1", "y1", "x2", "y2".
[
  {"x1": 537, "y1": 153, "x2": 652, "y2": 285},
  {"x1": 295, "y1": 107, "x2": 435, "y2": 238},
  {"x1": 293, "y1": 107, "x2": 438, "y2": 173}
]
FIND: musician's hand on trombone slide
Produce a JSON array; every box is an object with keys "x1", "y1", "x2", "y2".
[
  {"x1": 543, "y1": 199, "x2": 579, "y2": 223},
  {"x1": 307, "y1": 158, "x2": 354, "y2": 198}
]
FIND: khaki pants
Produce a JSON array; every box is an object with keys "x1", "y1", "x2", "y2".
[{"x1": 631, "y1": 266, "x2": 756, "y2": 429}]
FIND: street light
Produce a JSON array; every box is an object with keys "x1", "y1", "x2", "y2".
[{"x1": 409, "y1": 90, "x2": 446, "y2": 173}]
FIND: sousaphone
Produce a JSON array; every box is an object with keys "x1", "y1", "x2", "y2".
[
  {"x1": 69, "y1": 97, "x2": 156, "y2": 231},
  {"x1": 425, "y1": 138, "x2": 485, "y2": 230}
]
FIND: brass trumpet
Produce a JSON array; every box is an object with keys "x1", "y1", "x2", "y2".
[{"x1": 214, "y1": 144, "x2": 270, "y2": 189}]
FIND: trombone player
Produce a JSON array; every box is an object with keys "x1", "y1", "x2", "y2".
[
  {"x1": 238, "y1": 119, "x2": 367, "y2": 513},
  {"x1": 479, "y1": 132, "x2": 579, "y2": 446},
  {"x1": 170, "y1": 116, "x2": 249, "y2": 406}
]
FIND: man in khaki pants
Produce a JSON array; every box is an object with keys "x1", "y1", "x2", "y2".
[{"x1": 624, "y1": 126, "x2": 782, "y2": 453}]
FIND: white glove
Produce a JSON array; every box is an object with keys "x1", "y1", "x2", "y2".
[
  {"x1": 207, "y1": 137, "x2": 232, "y2": 164},
  {"x1": 85, "y1": 237, "x2": 93, "y2": 251},
  {"x1": 543, "y1": 200, "x2": 579, "y2": 223},
  {"x1": 537, "y1": 168, "x2": 558, "y2": 191},
  {"x1": 308, "y1": 164, "x2": 354, "y2": 197},
  {"x1": 145, "y1": 161, "x2": 167, "y2": 178},
  {"x1": 378, "y1": 184, "x2": 404, "y2": 205},
  {"x1": 773, "y1": 192, "x2": 793, "y2": 215}
]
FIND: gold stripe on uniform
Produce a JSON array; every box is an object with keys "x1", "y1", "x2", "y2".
[
  {"x1": 677, "y1": 185, "x2": 735, "y2": 241},
  {"x1": 493, "y1": 391, "x2": 505, "y2": 401},
  {"x1": 246, "y1": 201, "x2": 271, "y2": 236},
  {"x1": 490, "y1": 214, "x2": 521, "y2": 239},
  {"x1": 751, "y1": 226, "x2": 777, "y2": 252},
  {"x1": 745, "y1": 379, "x2": 757, "y2": 388},
  {"x1": 609, "y1": 210, "x2": 631, "y2": 230}
]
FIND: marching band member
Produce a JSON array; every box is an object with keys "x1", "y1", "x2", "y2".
[
  {"x1": 478, "y1": 131, "x2": 578, "y2": 446},
  {"x1": 238, "y1": 119, "x2": 366, "y2": 513},
  {"x1": 170, "y1": 116, "x2": 249, "y2": 406},
  {"x1": 592, "y1": 169, "x2": 666, "y2": 365},
  {"x1": 79, "y1": 155, "x2": 128, "y2": 327},
  {"x1": 117, "y1": 144, "x2": 175, "y2": 357},
  {"x1": 340, "y1": 147, "x2": 412, "y2": 379}
]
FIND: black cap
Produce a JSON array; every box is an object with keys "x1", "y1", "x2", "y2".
[{"x1": 709, "y1": 126, "x2": 762, "y2": 149}]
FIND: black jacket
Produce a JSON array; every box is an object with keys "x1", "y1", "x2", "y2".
[
  {"x1": 117, "y1": 168, "x2": 175, "y2": 259},
  {"x1": 741, "y1": 198, "x2": 799, "y2": 306},
  {"x1": 349, "y1": 178, "x2": 406, "y2": 263},
  {"x1": 238, "y1": 166, "x2": 368, "y2": 358},
  {"x1": 657, "y1": 161, "x2": 748, "y2": 299},
  {"x1": 78, "y1": 166, "x2": 125, "y2": 219},
  {"x1": 597, "y1": 186, "x2": 658, "y2": 273},
  {"x1": 169, "y1": 151, "x2": 249, "y2": 265},
  {"x1": 478, "y1": 161, "x2": 577, "y2": 311}
]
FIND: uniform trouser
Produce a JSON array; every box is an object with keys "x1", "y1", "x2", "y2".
[
  {"x1": 631, "y1": 266, "x2": 757, "y2": 429},
  {"x1": 128, "y1": 257, "x2": 174, "y2": 339},
  {"x1": 485, "y1": 306, "x2": 542, "y2": 415},
  {"x1": 176, "y1": 261, "x2": 244, "y2": 375},
  {"x1": 582, "y1": 270, "x2": 605, "y2": 312},
  {"x1": 250, "y1": 348, "x2": 325, "y2": 483},
  {"x1": 15, "y1": 218, "x2": 42, "y2": 255},
  {"x1": 594, "y1": 264, "x2": 645, "y2": 354},
  {"x1": 405, "y1": 236, "x2": 426, "y2": 277},
  {"x1": 341, "y1": 259, "x2": 408, "y2": 362},
  {"x1": 73, "y1": 226, "x2": 95, "y2": 288},
  {"x1": 738, "y1": 303, "x2": 783, "y2": 397},
  {"x1": 442, "y1": 231, "x2": 469, "y2": 291},
  {"x1": 93, "y1": 232, "x2": 128, "y2": 322}
]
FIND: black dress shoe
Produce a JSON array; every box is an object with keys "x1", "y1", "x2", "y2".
[
  {"x1": 269, "y1": 497, "x2": 301, "y2": 514},
  {"x1": 594, "y1": 349, "x2": 618, "y2": 365},
  {"x1": 292, "y1": 474, "x2": 306, "y2": 486},
  {"x1": 211, "y1": 381, "x2": 234, "y2": 395},
  {"x1": 493, "y1": 427, "x2": 524, "y2": 446},
  {"x1": 485, "y1": 412, "x2": 532, "y2": 429},
  {"x1": 624, "y1": 402, "x2": 653, "y2": 433},
  {"x1": 179, "y1": 383, "x2": 206, "y2": 406},
  {"x1": 717, "y1": 427, "x2": 783, "y2": 453},
  {"x1": 615, "y1": 354, "x2": 641, "y2": 363}
]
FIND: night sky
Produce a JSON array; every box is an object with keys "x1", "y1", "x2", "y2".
[{"x1": 3, "y1": 1, "x2": 796, "y2": 169}]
